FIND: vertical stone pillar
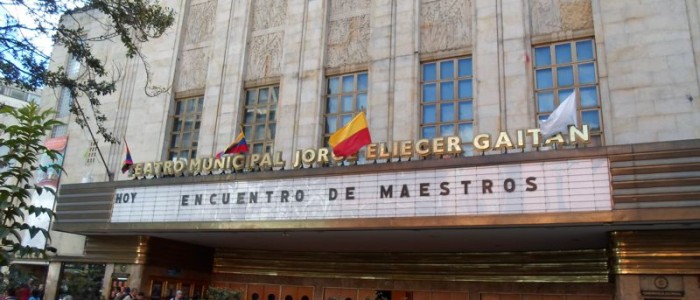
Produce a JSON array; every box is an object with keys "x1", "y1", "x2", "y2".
[
  {"x1": 473, "y1": 0, "x2": 501, "y2": 136},
  {"x1": 392, "y1": 0, "x2": 419, "y2": 142},
  {"x1": 367, "y1": 0, "x2": 393, "y2": 142},
  {"x1": 43, "y1": 262, "x2": 62, "y2": 300},
  {"x1": 500, "y1": 0, "x2": 532, "y2": 132}
]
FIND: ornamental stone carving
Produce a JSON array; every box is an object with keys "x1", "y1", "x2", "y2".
[
  {"x1": 326, "y1": 0, "x2": 370, "y2": 68},
  {"x1": 251, "y1": 0, "x2": 287, "y2": 31},
  {"x1": 246, "y1": 32, "x2": 283, "y2": 80},
  {"x1": 531, "y1": 0, "x2": 593, "y2": 36},
  {"x1": 184, "y1": 0, "x2": 217, "y2": 45},
  {"x1": 420, "y1": 0, "x2": 472, "y2": 54},
  {"x1": 176, "y1": 48, "x2": 208, "y2": 92},
  {"x1": 246, "y1": 0, "x2": 286, "y2": 80}
]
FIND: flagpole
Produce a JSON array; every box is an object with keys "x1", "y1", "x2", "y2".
[{"x1": 73, "y1": 98, "x2": 114, "y2": 181}]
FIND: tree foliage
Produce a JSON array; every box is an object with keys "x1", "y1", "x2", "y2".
[
  {"x1": 0, "y1": 0, "x2": 175, "y2": 143},
  {"x1": 0, "y1": 103, "x2": 62, "y2": 266}
]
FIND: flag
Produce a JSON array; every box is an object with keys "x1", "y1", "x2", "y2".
[
  {"x1": 539, "y1": 91, "x2": 578, "y2": 138},
  {"x1": 121, "y1": 140, "x2": 133, "y2": 174},
  {"x1": 216, "y1": 131, "x2": 249, "y2": 159},
  {"x1": 329, "y1": 111, "x2": 372, "y2": 156}
]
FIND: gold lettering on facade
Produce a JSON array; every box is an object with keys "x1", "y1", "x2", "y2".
[
  {"x1": 474, "y1": 134, "x2": 491, "y2": 151},
  {"x1": 493, "y1": 132, "x2": 514, "y2": 151}
]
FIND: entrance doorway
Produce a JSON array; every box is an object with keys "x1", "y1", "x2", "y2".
[{"x1": 148, "y1": 278, "x2": 207, "y2": 300}]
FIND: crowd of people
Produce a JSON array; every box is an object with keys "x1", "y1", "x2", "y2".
[
  {"x1": 2, "y1": 279, "x2": 44, "y2": 300},
  {"x1": 112, "y1": 287, "x2": 184, "y2": 300}
]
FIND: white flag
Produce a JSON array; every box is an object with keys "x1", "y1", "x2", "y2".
[{"x1": 539, "y1": 91, "x2": 578, "y2": 138}]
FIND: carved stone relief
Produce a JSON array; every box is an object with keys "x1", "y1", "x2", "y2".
[
  {"x1": 326, "y1": 15, "x2": 370, "y2": 68},
  {"x1": 176, "y1": 48, "x2": 209, "y2": 92},
  {"x1": 420, "y1": 0, "x2": 472, "y2": 54},
  {"x1": 245, "y1": 0, "x2": 286, "y2": 80},
  {"x1": 325, "y1": 0, "x2": 370, "y2": 68},
  {"x1": 251, "y1": 0, "x2": 287, "y2": 31},
  {"x1": 175, "y1": 0, "x2": 216, "y2": 92},
  {"x1": 329, "y1": 0, "x2": 370, "y2": 16},
  {"x1": 185, "y1": 0, "x2": 217, "y2": 45},
  {"x1": 246, "y1": 32, "x2": 283, "y2": 80},
  {"x1": 531, "y1": 0, "x2": 593, "y2": 36}
]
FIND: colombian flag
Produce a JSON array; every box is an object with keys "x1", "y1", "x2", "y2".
[
  {"x1": 329, "y1": 111, "x2": 372, "y2": 156},
  {"x1": 216, "y1": 132, "x2": 249, "y2": 159},
  {"x1": 121, "y1": 141, "x2": 133, "y2": 174}
]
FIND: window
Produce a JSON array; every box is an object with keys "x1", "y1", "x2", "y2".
[
  {"x1": 85, "y1": 142, "x2": 97, "y2": 165},
  {"x1": 67, "y1": 56, "x2": 81, "y2": 78},
  {"x1": 51, "y1": 124, "x2": 68, "y2": 138},
  {"x1": 167, "y1": 96, "x2": 204, "y2": 160},
  {"x1": 242, "y1": 85, "x2": 278, "y2": 153},
  {"x1": 56, "y1": 88, "x2": 72, "y2": 118},
  {"x1": 420, "y1": 57, "x2": 474, "y2": 155},
  {"x1": 534, "y1": 39, "x2": 602, "y2": 145},
  {"x1": 323, "y1": 72, "x2": 368, "y2": 146}
]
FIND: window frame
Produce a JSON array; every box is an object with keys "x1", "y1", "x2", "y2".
[
  {"x1": 167, "y1": 96, "x2": 204, "y2": 161},
  {"x1": 241, "y1": 84, "x2": 279, "y2": 154},
  {"x1": 321, "y1": 71, "x2": 369, "y2": 147},
  {"x1": 533, "y1": 38, "x2": 603, "y2": 145},
  {"x1": 419, "y1": 56, "x2": 474, "y2": 154}
]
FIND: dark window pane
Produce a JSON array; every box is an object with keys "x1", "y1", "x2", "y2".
[
  {"x1": 557, "y1": 66, "x2": 574, "y2": 86},
  {"x1": 423, "y1": 83, "x2": 437, "y2": 102},
  {"x1": 246, "y1": 90, "x2": 257, "y2": 105},
  {"x1": 342, "y1": 75, "x2": 354, "y2": 92},
  {"x1": 536, "y1": 69, "x2": 553, "y2": 89},
  {"x1": 179, "y1": 151, "x2": 189, "y2": 160},
  {"x1": 537, "y1": 91, "x2": 555, "y2": 113},
  {"x1": 253, "y1": 144, "x2": 264, "y2": 153},
  {"x1": 182, "y1": 133, "x2": 191, "y2": 147},
  {"x1": 534, "y1": 46, "x2": 551, "y2": 66},
  {"x1": 175, "y1": 100, "x2": 183, "y2": 114},
  {"x1": 422, "y1": 126, "x2": 436, "y2": 139},
  {"x1": 580, "y1": 86, "x2": 598, "y2": 107},
  {"x1": 357, "y1": 73, "x2": 368, "y2": 91},
  {"x1": 272, "y1": 86, "x2": 279, "y2": 102},
  {"x1": 255, "y1": 124, "x2": 265, "y2": 139},
  {"x1": 458, "y1": 79, "x2": 472, "y2": 98},
  {"x1": 269, "y1": 109, "x2": 276, "y2": 121},
  {"x1": 423, "y1": 63, "x2": 436, "y2": 81},
  {"x1": 440, "y1": 103, "x2": 455, "y2": 122},
  {"x1": 538, "y1": 114, "x2": 550, "y2": 122},
  {"x1": 555, "y1": 43, "x2": 572, "y2": 64},
  {"x1": 341, "y1": 114, "x2": 352, "y2": 126},
  {"x1": 459, "y1": 123, "x2": 473, "y2": 141},
  {"x1": 578, "y1": 63, "x2": 596, "y2": 84},
  {"x1": 187, "y1": 100, "x2": 196, "y2": 112},
  {"x1": 269, "y1": 124, "x2": 276, "y2": 138},
  {"x1": 422, "y1": 104, "x2": 436, "y2": 123},
  {"x1": 172, "y1": 118, "x2": 182, "y2": 131},
  {"x1": 440, "y1": 82, "x2": 454, "y2": 100},
  {"x1": 357, "y1": 93, "x2": 367, "y2": 110},
  {"x1": 328, "y1": 77, "x2": 340, "y2": 94},
  {"x1": 197, "y1": 97, "x2": 204, "y2": 111},
  {"x1": 169, "y1": 152, "x2": 177, "y2": 160},
  {"x1": 576, "y1": 40, "x2": 594, "y2": 60},
  {"x1": 440, "y1": 61, "x2": 454, "y2": 79},
  {"x1": 440, "y1": 124, "x2": 454, "y2": 137},
  {"x1": 458, "y1": 58, "x2": 472, "y2": 77},
  {"x1": 191, "y1": 150, "x2": 197, "y2": 158},
  {"x1": 341, "y1": 95, "x2": 353, "y2": 112},
  {"x1": 559, "y1": 89, "x2": 574, "y2": 103},
  {"x1": 170, "y1": 134, "x2": 179, "y2": 148},
  {"x1": 582, "y1": 110, "x2": 601, "y2": 131},
  {"x1": 326, "y1": 117, "x2": 337, "y2": 133},
  {"x1": 256, "y1": 109, "x2": 267, "y2": 123},
  {"x1": 245, "y1": 109, "x2": 255, "y2": 123},
  {"x1": 326, "y1": 97, "x2": 338, "y2": 113},
  {"x1": 259, "y1": 88, "x2": 269, "y2": 104},
  {"x1": 458, "y1": 101, "x2": 473, "y2": 120},
  {"x1": 195, "y1": 121, "x2": 200, "y2": 130}
]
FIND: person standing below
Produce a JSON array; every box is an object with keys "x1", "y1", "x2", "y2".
[
  {"x1": 16, "y1": 283, "x2": 30, "y2": 300},
  {"x1": 28, "y1": 290, "x2": 40, "y2": 300},
  {"x1": 170, "y1": 290, "x2": 184, "y2": 300},
  {"x1": 122, "y1": 288, "x2": 133, "y2": 300},
  {"x1": 4, "y1": 288, "x2": 18, "y2": 300}
]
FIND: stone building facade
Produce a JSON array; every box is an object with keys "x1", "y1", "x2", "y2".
[{"x1": 39, "y1": 1, "x2": 700, "y2": 300}]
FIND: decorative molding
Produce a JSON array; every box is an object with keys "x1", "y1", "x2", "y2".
[
  {"x1": 246, "y1": 0, "x2": 287, "y2": 80},
  {"x1": 420, "y1": 0, "x2": 472, "y2": 54},
  {"x1": 326, "y1": 14, "x2": 370, "y2": 68},
  {"x1": 184, "y1": 0, "x2": 217, "y2": 45},
  {"x1": 246, "y1": 32, "x2": 284, "y2": 80},
  {"x1": 176, "y1": 48, "x2": 209, "y2": 92},
  {"x1": 530, "y1": 0, "x2": 593, "y2": 36}
]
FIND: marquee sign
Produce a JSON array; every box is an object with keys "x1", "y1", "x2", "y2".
[{"x1": 111, "y1": 158, "x2": 611, "y2": 223}]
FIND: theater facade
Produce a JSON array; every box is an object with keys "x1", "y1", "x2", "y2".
[{"x1": 39, "y1": 0, "x2": 700, "y2": 300}]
